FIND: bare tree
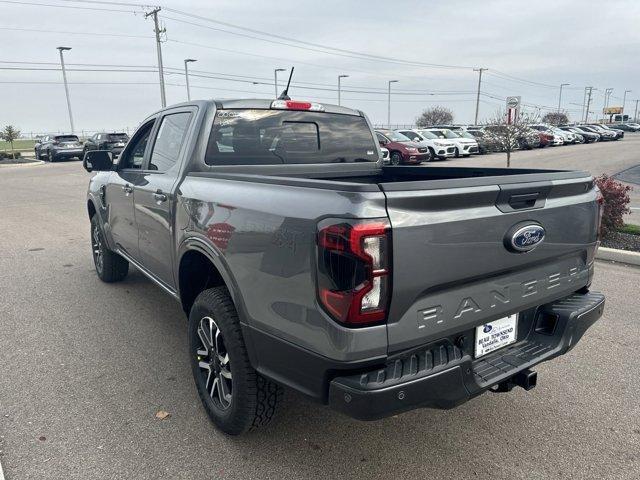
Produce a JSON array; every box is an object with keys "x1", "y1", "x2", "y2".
[
  {"x1": 542, "y1": 112, "x2": 569, "y2": 125},
  {"x1": 1, "y1": 125, "x2": 21, "y2": 159},
  {"x1": 415, "y1": 106, "x2": 454, "y2": 127},
  {"x1": 485, "y1": 110, "x2": 539, "y2": 167}
]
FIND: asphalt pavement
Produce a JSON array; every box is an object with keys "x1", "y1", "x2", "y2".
[{"x1": 0, "y1": 139, "x2": 639, "y2": 479}]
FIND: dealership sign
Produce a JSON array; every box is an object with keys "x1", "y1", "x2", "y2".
[{"x1": 506, "y1": 96, "x2": 521, "y2": 124}]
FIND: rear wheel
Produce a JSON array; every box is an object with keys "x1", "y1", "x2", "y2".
[
  {"x1": 390, "y1": 151, "x2": 402, "y2": 165},
  {"x1": 189, "y1": 287, "x2": 282, "y2": 435},
  {"x1": 35, "y1": 149, "x2": 40, "y2": 160},
  {"x1": 90, "y1": 215, "x2": 128, "y2": 282}
]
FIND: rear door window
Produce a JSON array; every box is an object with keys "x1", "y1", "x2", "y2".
[
  {"x1": 205, "y1": 109, "x2": 376, "y2": 165},
  {"x1": 148, "y1": 112, "x2": 192, "y2": 173}
]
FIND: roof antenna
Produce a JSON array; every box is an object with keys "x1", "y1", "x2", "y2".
[{"x1": 278, "y1": 67, "x2": 295, "y2": 100}]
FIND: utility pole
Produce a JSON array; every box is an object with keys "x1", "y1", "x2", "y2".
[
  {"x1": 184, "y1": 58, "x2": 196, "y2": 101},
  {"x1": 338, "y1": 74, "x2": 349, "y2": 106},
  {"x1": 473, "y1": 68, "x2": 487, "y2": 125},
  {"x1": 558, "y1": 83, "x2": 570, "y2": 112},
  {"x1": 581, "y1": 87, "x2": 588, "y2": 121},
  {"x1": 274, "y1": 68, "x2": 286, "y2": 97},
  {"x1": 622, "y1": 89, "x2": 631, "y2": 115},
  {"x1": 387, "y1": 80, "x2": 398, "y2": 127},
  {"x1": 584, "y1": 87, "x2": 594, "y2": 123},
  {"x1": 145, "y1": 7, "x2": 166, "y2": 107},
  {"x1": 57, "y1": 46, "x2": 74, "y2": 133},
  {"x1": 635, "y1": 99, "x2": 639, "y2": 122}
]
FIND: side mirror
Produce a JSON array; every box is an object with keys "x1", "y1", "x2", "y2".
[
  {"x1": 83, "y1": 150, "x2": 113, "y2": 172},
  {"x1": 379, "y1": 139, "x2": 388, "y2": 146}
]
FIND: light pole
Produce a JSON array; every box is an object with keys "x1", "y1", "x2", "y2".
[
  {"x1": 57, "y1": 46, "x2": 74, "y2": 133},
  {"x1": 622, "y1": 89, "x2": 632, "y2": 116},
  {"x1": 184, "y1": 58, "x2": 197, "y2": 101},
  {"x1": 558, "y1": 83, "x2": 570, "y2": 112},
  {"x1": 635, "y1": 99, "x2": 639, "y2": 122},
  {"x1": 338, "y1": 74, "x2": 349, "y2": 106},
  {"x1": 387, "y1": 80, "x2": 398, "y2": 127},
  {"x1": 274, "y1": 68, "x2": 286, "y2": 97},
  {"x1": 602, "y1": 88, "x2": 613, "y2": 122}
]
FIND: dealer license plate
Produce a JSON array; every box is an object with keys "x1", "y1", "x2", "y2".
[{"x1": 475, "y1": 314, "x2": 518, "y2": 358}]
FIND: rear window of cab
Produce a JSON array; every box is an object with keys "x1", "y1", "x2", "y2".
[{"x1": 205, "y1": 109, "x2": 378, "y2": 165}]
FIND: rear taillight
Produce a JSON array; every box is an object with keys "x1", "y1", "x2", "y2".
[{"x1": 316, "y1": 219, "x2": 391, "y2": 326}]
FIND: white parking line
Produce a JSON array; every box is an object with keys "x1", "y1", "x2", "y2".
[{"x1": 0, "y1": 458, "x2": 5, "y2": 480}]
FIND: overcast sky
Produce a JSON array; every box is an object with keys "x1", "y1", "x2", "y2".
[{"x1": 1, "y1": 0, "x2": 639, "y2": 134}]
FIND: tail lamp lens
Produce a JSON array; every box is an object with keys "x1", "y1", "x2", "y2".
[{"x1": 317, "y1": 220, "x2": 391, "y2": 326}]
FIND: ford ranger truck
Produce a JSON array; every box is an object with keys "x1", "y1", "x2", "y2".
[{"x1": 84, "y1": 98, "x2": 605, "y2": 435}]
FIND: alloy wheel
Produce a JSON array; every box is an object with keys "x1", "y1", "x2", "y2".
[
  {"x1": 91, "y1": 222, "x2": 104, "y2": 275},
  {"x1": 196, "y1": 316, "x2": 232, "y2": 410}
]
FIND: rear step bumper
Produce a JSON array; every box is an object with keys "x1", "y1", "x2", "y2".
[{"x1": 328, "y1": 291, "x2": 605, "y2": 420}]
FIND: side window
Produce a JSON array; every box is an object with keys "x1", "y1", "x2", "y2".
[
  {"x1": 119, "y1": 121, "x2": 155, "y2": 170},
  {"x1": 376, "y1": 133, "x2": 387, "y2": 143},
  {"x1": 148, "y1": 112, "x2": 192, "y2": 173}
]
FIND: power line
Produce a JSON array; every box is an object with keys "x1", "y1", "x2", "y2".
[
  {"x1": 0, "y1": 0, "x2": 137, "y2": 13},
  {"x1": 0, "y1": 25, "x2": 151, "y2": 38},
  {"x1": 161, "y1": 14, "x2": 474, "y2": 71}
]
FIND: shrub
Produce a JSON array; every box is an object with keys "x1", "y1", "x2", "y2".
[
  {"x1": 595, "y1": 175, "x2": 632, "y2": 236},
  {"x1": 0, "y1": 151, "x2": 22, "y2": 160}
]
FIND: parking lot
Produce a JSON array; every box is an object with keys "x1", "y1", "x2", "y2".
[{"x1": 0, "y1": 141, "x2": 639, "y2": 479}]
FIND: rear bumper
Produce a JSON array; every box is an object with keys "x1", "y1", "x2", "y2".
[
  {"x1": 328, "y1": 291, "x2": 604, "y2": 420},
  {"x1": 52, "y1": 148, "x2": 83, "y2": 158}
]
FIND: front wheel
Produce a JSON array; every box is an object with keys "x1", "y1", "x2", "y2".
[
  {"x1": 48, "y1": 150, "x2": 56, "y2": 162},
  {"x1": 454, "y1": 147, "x2": 460, "y2": 158},
  {"x1": 390, "y1": 151, "x2": 402, "y2": 165},
  {"x1": 90, "y1": 215, "x2": 128, "y2": 282},
  {"x1": 189, "y1": 287, "x2": 282, "y2": 435}
]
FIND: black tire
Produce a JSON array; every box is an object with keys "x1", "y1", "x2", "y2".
[
  {"x1": 90, "y1": 215, "x2": 128, "y2": 282},
  {"x1": 48, "y1": 149, "x2": 56, "y2": 162},
  {"x1": 189, "y1": 287, "x2": 282, "y2": 435},
  {"x1": 428, "y1": 147, "x2": 437, "y2": 160},
  {"x1": 390, "y1": 151, "x2": 402, "y2": 165},
  {"x1": 454, "y1": 147, "x2": 460, "y2": 158}
]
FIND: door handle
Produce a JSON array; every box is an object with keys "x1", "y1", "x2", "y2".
[
  {"x1": 154, "y1": 190, "x2": 168, "y2": 202},
  {"x1": 122, "y1": 184, "x2": 133, "y2": 195}
]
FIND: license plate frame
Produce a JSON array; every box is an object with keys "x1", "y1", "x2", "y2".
[{"x1": 474, "y1": 314, "x2": 518, "y2": 358}]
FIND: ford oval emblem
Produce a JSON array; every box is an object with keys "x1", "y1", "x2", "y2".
[{"x1": 508, "y1": 224, "x2": 546, "y2": 252}]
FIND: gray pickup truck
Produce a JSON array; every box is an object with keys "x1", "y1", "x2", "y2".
[{"x1": 84, "y1": 98, "x2": 605, "y2": 435}]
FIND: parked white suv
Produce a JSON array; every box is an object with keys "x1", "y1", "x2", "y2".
[
  {"x1": 427, "y1": 128, "x2": 479, "y2": 157},
  {"x1": 396, "y1": 129, "x2": 456, "y2": 160}
]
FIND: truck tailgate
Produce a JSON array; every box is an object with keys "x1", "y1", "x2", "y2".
[{"x1": 380, "y1": 174, "x2": 599, "y2": 353}]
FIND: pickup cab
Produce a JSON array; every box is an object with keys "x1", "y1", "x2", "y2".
[{"x1": 85, "y1": 98, "x2": 605, "y2": 435}]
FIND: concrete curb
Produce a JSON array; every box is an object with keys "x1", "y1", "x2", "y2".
[
  {"x1": 0, "y1": 160, "x2": 44, "y2": 169},
  {"x1": 596, "y1": 247, "x2": 640, "y2": 266}
]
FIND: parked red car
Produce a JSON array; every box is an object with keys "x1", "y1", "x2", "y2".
[
  {"x1": 375, "y1": 129, "x2": 431, "y2": 165},
  {"x1": 538, "y1": 132, "x2": 554, "y2": 147}
]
